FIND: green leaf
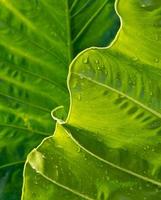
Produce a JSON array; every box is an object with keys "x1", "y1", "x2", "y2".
[
  {"x1": 22, "y1": 125, "x2": 161, "y2": 200},
  {"x1": 22, "y1": 0, "x2": 161, "y2": 199},
  {"x1": 0, "y1": 0, "x2": 119, "y2": 199}
]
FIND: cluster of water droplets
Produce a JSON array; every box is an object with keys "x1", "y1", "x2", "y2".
[
  {"x1": 140, "y1": 0, "x2": 153, "y2": 8},
  {"x1": 140, "y1": 0, "x2": 160, "y2": 10},
  {"x1": 81, "y1": 54, "x2": 108, "y2": 82},
  {"x1": 71, "y1": 53, "x2": 109, "y2": 102}
]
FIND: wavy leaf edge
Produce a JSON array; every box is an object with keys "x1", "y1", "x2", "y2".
[{"x1": 22, "y1": 0, "x2": 161, "y2": 198}]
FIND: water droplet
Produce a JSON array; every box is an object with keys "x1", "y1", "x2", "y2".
[
  {"x1": 95, "y1": 59, "x2": 99, "y2": 64},
  {"x1": 146, "y1": 183, "x2": 150, "y2": 187},
  {"x1": 141, "y1": 4, "x2": 145, "y2": 8},
  {"x1": 105, "y1": 71, "x2": 108, "y2": 75},
  {"x1": 154, "y1": 58, "x2": 159, "y2": 63},
  {"x1": 77, "y1": 94, "x2": 81, "y2": 101},
  {"x1": 72, "y1": 80, "x2": 78, "y2": 89},
  {"x1": 139, "y1": 186, "x2": 142, "y2": 190},
  {"x1": 98, "y1": 137, "x2": 102, "y2": 142},
  {"x1": 42, "y1": 154, "x2": 46, "y2": 159},
  {"x1": 57, "y1": 145, "x2": 63, "y2": 149},
  {"x1": 133, "y1": 57, "x2": 138, "y2": 61},
  {"x1": 35, "y1": 181, "x2": 38, "y2": 185},
  {"x1": 140, "y1": 0, "x2": 159, "y2": 10},
  {"x1": 77, "y1": 147, "x2": 81, "y2": 153},
  {"x1": 83, "y1": 154, "x2": 87, "y2": 161},
  {"x1": 101, "y1": 65, "x2": 105, "y2": 70},
  {"x1": 83, "y1": 57, "x2": 88, "y2": 64},
  {"x1": 80, "y1": 74, "x2": 84, "y2": 79}
]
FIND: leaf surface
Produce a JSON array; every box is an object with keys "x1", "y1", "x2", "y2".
[
  {"x1": 22, "y1": 0, "x2": 161, "y2": 199},
  {"x1": 23, "y1": 124, "x2": 161, "y2": 200},
  {"x1": 0, "y1": 0, "x2": 119, "y2": 199}
]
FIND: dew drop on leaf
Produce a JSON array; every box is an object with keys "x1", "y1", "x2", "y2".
[
  {"x1": 77, "y1": 147, "x2": 80, "y2": 153},
  {"x1": 105, "y1": 71, "x2": 108, "y2": 75},
  {"x1": 143, "y1": 147, "x2": 147, "y2": 151},
  {"x1": 154, "y1": 58, "x2": 159, "y2": 63},
  {"x1": 141, "y1": 3, "x2": 146, "y2": 8},
  {"x1": 98, "y1": 137, "x2": 103, "y2": 142},
  {"x1": 101, "y1": 65, "x2": 105, "y2": 70},
  {"x1": 140, "y1": 0, "x2": 154, "y2": 8},
  {"x1": 83, "y1": 57, "x2": 88, "y2": 64},
  {"x1": 80, "y1": 74, "x2": 84, "y2": 79},
  {"x1": 146, "y1": 183, "x2": 150, "y2": 188},
  {"x1": 133, "y1": 57, "x2": 138, "y2": 61},
  {"x1": 95, "y1": 59, "x2": 99, "y2": 64},
  {"x1": 77, "y1": 94, "x2": 81, "y2": 101},
  {"x1": 42, "y1": 154, "x2": 46, "y2": 159},
  {"x1": 139, "y1": 186, "x2": 142, "y2": 190}
]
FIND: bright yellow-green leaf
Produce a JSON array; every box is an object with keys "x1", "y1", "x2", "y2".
[{"x1": 22, "y1": 0, "x2": 161, "y2": 199}]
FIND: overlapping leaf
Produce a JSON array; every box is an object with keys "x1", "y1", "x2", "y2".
[
  {"x1": 22, "y1": 0, "x2": 161, "y2": 199},
  {"x1": 0, "y1": 0, "x2": 119, "y2": 199}
]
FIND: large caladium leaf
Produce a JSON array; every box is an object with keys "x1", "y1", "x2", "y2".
[
  {"x1": 22, "y1": 0, "x2": 161, "y2": 199},
  {"x1": 0, "y1": 0, "x2": 119, "y2": 199}
]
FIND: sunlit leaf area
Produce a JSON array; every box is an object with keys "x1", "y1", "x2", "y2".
[{"x1": 0, "y1": 0, "x2": 161, "y2": 199}]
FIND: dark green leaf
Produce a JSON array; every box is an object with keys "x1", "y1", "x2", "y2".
[{"x1": 0, "y1": 0, "x2": 119, "y2": 199}]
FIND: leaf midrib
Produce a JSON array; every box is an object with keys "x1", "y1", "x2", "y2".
[
  {"x1": 64, "y1": 127, "x2": 161, "y2": 187},
  {"x1": 27, "y1": 127, "x2": 161, "y2": 200},
  {"x1": 32, "y1": 169, "x2": 94, "y2": 200},
  {"x1": 72, "y1": 72, "x2": 161, "y2": 119}
]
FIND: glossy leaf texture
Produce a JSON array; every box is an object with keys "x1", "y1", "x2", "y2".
[
  {"x1": 22, "y1": 0, "x2": 161, "y2": 199},
  {"x1": 0, "y1": 0, "x2": 119, "y2": 199}
]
